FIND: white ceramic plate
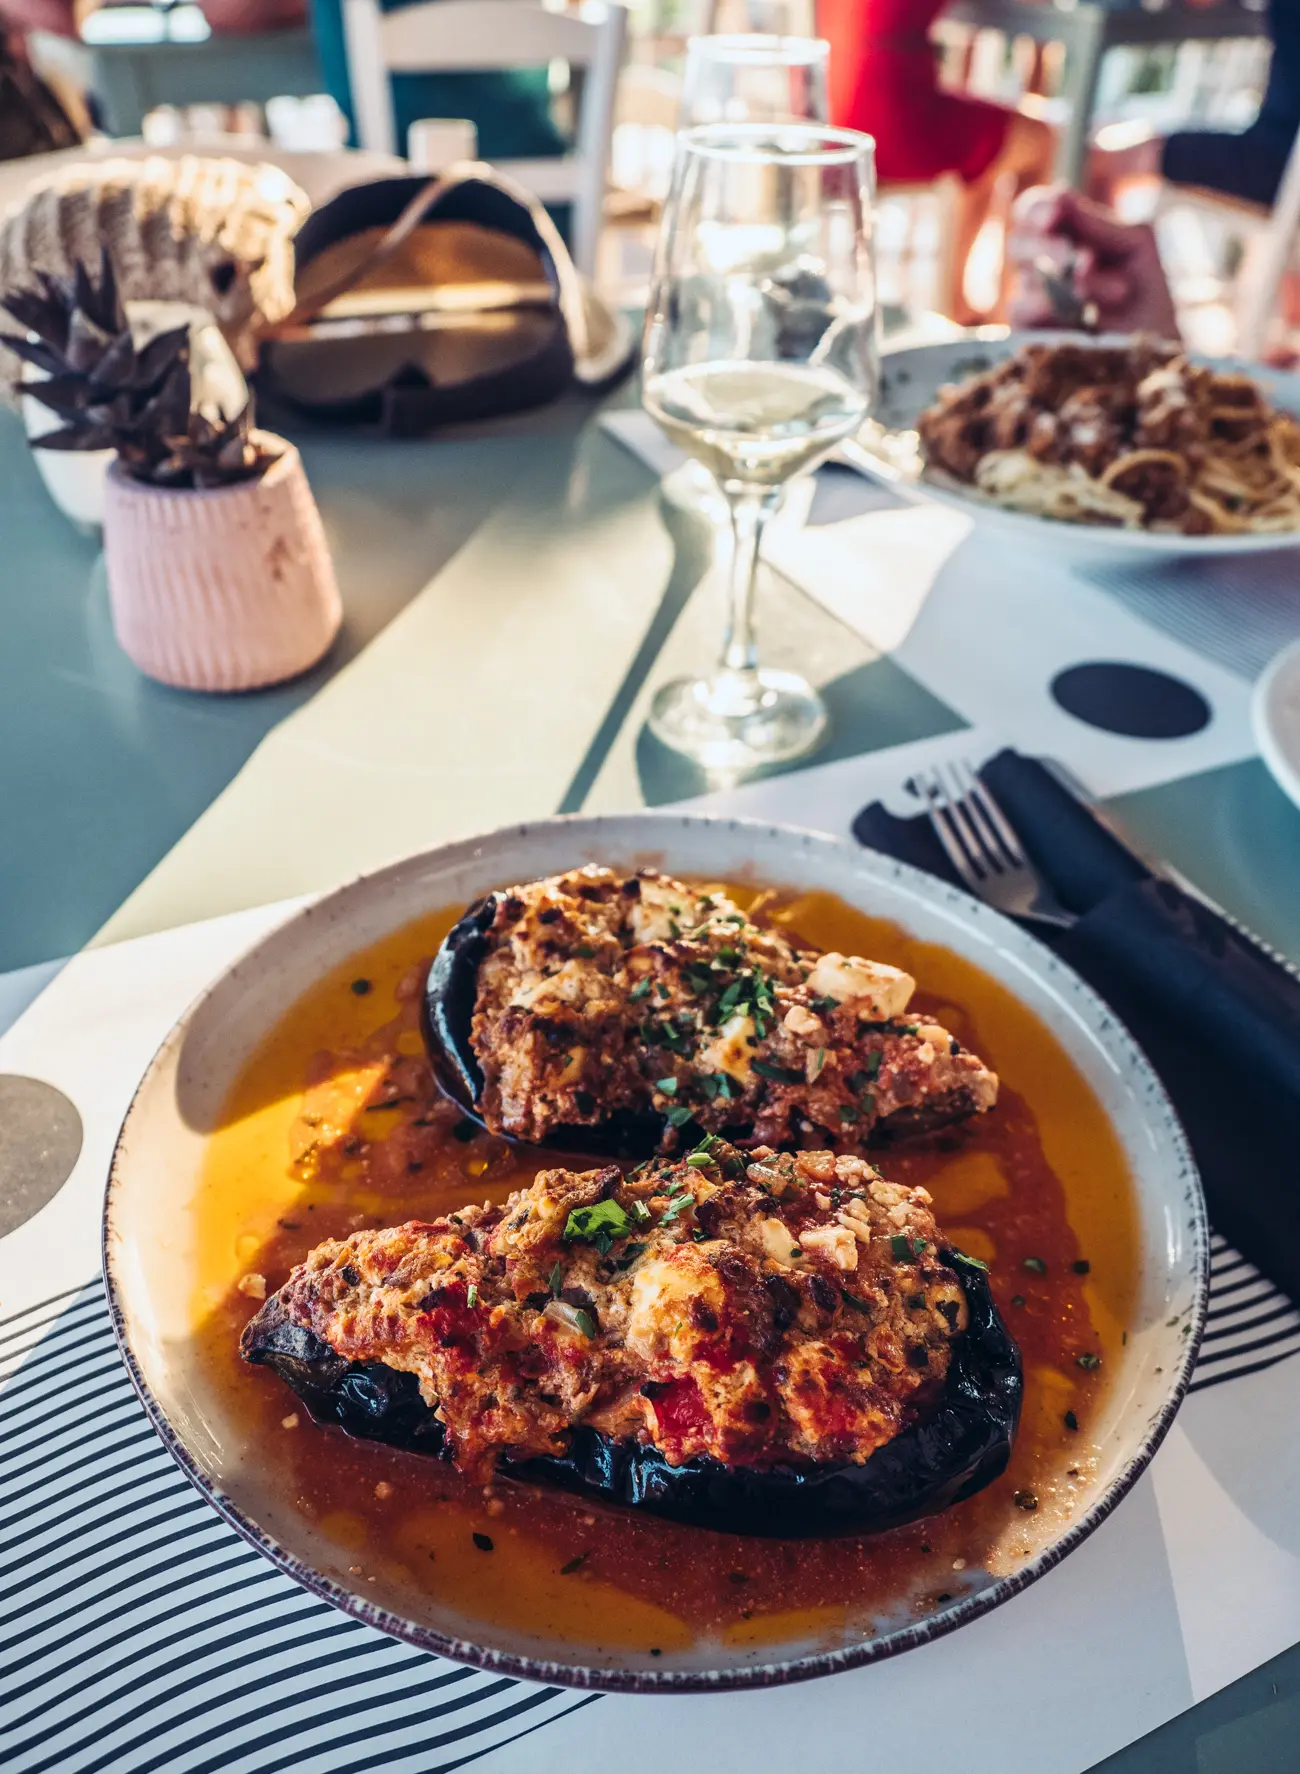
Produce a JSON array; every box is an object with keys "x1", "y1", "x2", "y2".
[
  {"x1": 104, "y1": 814, "x2": 1207, "y2": 1692},
  {"x1": 875, "y1": 329, "x2": 1300, "y2": 556},
  {"x1": 1253, "y1": 639, "x2": 1300, "y2": 808}
]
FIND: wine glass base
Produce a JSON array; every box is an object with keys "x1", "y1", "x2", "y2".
[{"x1": 649, "y1": 670, "x2": 828, "y2": 771}]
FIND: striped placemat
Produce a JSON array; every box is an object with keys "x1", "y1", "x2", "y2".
[
  {"x1": 0, "y1": 1285, "x2": 596, "y2": 1774},
  {"x1": 4, "y1": 1222, "x2": 1295, "y2": 1774}
]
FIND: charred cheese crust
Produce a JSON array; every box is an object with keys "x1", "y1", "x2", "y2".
[
  {"x1": 467, "y1": 867, "x2": 998, "y2": 1148},
  {"x1": 246, "y1": 1141, "x2": 971, "y2": 1481}
]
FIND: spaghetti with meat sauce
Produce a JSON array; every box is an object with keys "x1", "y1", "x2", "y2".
[{"x1": 918, "y1": 338, "x2": 1300, "y2": 535}]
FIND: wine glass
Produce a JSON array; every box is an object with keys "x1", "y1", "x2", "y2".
[
  {"x1": 681, "y1": 33, "x2": 830, "y2": 129},
  {"x1": 642, "y1": 123, "x2": 879, "y2": 771}
]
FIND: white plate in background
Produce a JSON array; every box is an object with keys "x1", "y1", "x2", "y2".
[{"x1": 873, "y1": 330, "x2": 1300, "y2": 557}]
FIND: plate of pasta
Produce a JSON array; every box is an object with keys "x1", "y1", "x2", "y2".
[{"x1": 870, "y1": 331, "x2": 1300, "y2": 553}]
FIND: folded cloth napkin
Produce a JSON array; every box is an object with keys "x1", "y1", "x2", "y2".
[{"x1": 853, "y1": 749, "x2": 1300, "y2": 1303}]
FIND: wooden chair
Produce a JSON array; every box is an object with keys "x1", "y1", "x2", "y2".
[{"x1": 340, "y1": 0, "x2": 628, "y2": 277}]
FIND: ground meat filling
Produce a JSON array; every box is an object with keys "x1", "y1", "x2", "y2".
[
  {"x1": 245, "y1": 1141, "x2": 971, "y2": 1480},
  {"x1": 463, "y1": 867, "x2": 998, "y2": 1148}
]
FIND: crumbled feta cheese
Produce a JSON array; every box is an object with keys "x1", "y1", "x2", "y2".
[
  {"x1": 799, "y1": 1224, "x2": 859, "y2": 1271},
  {"x1": 805, "y1": 953, "x2": 915, "y2": 1020}
]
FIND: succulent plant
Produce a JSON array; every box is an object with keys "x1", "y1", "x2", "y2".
[{"x1": 0, "y1": 249, "x2": 275, "y2": 490}]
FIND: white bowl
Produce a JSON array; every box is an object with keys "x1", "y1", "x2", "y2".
[
  {"x1": 1253, "y1": 638, "x2": 1300, "y2": 811},
  {"x1": 103, "y1": 814, "x2": 1207, "y2": 1691}
]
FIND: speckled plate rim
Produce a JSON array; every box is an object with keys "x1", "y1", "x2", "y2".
[
  {"x1": 103, "y1": 813, "x2": 1210, "y2": 1694},
  {"x1": 880, "y1": 328, "x2": 1300, "y2": 556}
]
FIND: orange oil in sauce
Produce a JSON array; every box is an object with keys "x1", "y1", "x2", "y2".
[{"x1": 189, "y1": 885, "x2": 1139, "y2": 1655}]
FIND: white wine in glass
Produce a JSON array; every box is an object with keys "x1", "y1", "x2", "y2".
[{"x1": 642, "y1": 123, "x2": 879, "y2": 771}]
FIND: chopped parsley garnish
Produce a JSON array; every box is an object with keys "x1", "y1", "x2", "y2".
[
  {"x1": 810, "y1": 994, "x2": 839, "y2": 1014},
  {"x1": 656, "y1": 1076, "x2": 678, "y2": 1095},
  {"x1": 717, "y1": 979, "x2": 744, "y2": 1017},
  {"x1": 574, "y1": 944, "x2": 596, "y2": 958},
  {"x1": 1022, "y1": 1256, "x2": 1048, "y2": 1275},
  {"x1": 548, "y1": 1261, "x2": 564, "y2": 1296},
  {"x1": 1075, "y1": 1352, "x2": 1101, "y2": 1370},
  {"x1": 629, "y1": 977, "x2": 652, "y2": 1001},
  {"x1": 809, "y1": 1048, "x2": 826, "y2": 1081},
  {"x1": 841, "y1": 1289, "x2": 871, "y2": 1312},
  {"x1": 466, "y1": 1283, "x2": 479, "y2": 1308},
  {"x1": 684, "y1": 1152, "x2": 713, "y2": 1169},
  {"x1": 890, "y1": 1234, "x2": 928, "y2": 1261},
  {"x1": 564, "y1": 1200, "x2": 634, "y2": 1251},
  {"x1": 349, "y1": 978, "x2": 372, "y2": 996},
  {"x1": 752, "y1": 1060, "x2": 803, "y2": 1085},
  {"x1": 665, "y1": 1104, "x2": 694, "y2": 1127},
  {"x1": 617, "y1": 1241, "x2": 648, "y2": 1269},
  {"x1": 573, "y1": 1309, "x2": 597, "y2": 1338},
  {"x1": 954, "y1": 1249, "x2": 989, "y2": 1271},
  {"x1": 630, "y1": 1200, "x2": 651, "y2": 1223},
  {"x1": 840, "y1": 1104, "x2": 860, "y2": 1124}
]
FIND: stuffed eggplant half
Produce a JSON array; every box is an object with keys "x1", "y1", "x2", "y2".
[
  {"x1": 242, "y1": 1138, "x2": 1022, "y2": 1536},
  {"x1": 423, "y1": 867, "x2": 1000, "y2": 1158}
]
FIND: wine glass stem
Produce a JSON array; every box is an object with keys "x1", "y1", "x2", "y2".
[{"x1": 719, "y1": 488, "x2": 777, "y2": 686}]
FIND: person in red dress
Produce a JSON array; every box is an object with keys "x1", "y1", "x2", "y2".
[{"x1": 818, "y1": 0, "x2": 1054, "y2": 320}]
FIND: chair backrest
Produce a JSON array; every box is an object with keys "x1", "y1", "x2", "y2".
[
  {"x1": 341, "y1": 0, "x2": 628, "y2": 276},
  {"x1": 1235, "y1": 122, "x2": 1300, "y2": 359}
]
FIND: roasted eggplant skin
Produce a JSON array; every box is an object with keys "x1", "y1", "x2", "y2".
[
  {"x1": 421, "y1": 892, "x2": 667, "y2": 1158},
  {"x1": 243, "y1": 1252, "x2": 1020, "y2": 1538}
]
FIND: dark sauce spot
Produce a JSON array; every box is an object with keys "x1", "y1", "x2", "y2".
[
  {"x1": 350, "y1": 979, "x2": 372, "y2": 996},
  {"x1": 473, "y1": 1532, "x2": 494, "y2": 1552}
]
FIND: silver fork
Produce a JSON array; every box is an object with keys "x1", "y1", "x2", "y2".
[{"x1": 914, "y1": 761, "x2": 1077, "y2": 930}]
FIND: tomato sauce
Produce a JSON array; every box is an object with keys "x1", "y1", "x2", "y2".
[{"x1": 187, "y1": 885, "x2": 1138, "y2": 1657}]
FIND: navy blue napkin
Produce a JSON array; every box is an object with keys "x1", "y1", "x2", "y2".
[{"x1": 853, "y1": 749, "x2": 1300, "y2": 1303}]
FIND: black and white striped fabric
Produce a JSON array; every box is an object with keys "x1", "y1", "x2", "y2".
[
  {"x1": 1189, "y1": 1233, "x2": 1300, "y2": 1394},
  {"x1": 4, "y1": 1241, "x2": 1297, "y2": 1773},
  {"x1": 0, "y1": 1285, "x2": 597, "y2": 1774}
]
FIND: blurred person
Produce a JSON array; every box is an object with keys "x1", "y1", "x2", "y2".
[
  {"x1": 1007, "y1": 185, "x2": 1180, "y2": 339},
  {"x1": 0, "y1": 0, "x2": 86, "y2": 159},
  {"x1": 1093, "y1": 0, "x2": 1299, "y2": 210},
  {"x1": 818, "y1": 0, "x2": 1055, "y2": 323}
]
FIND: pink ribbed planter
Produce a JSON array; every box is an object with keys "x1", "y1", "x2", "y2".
[{"x1": 102, "y1": 436, "x2": 342, "y2": 692}]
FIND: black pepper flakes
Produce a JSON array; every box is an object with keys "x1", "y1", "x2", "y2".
[
  {"x1": 473, "y1": 1532, "x2": 494, "y2": 1552},
  {"x1": 1013, "y1": 1490, "x2": 1039, "y2": 1511},
  {"x1": 1064, "y1": 1410, "x2": 1079, "y2": 1432},
  {"x1": 350, "y1": 978, "x2": 372, "y2": 996},
  {"x1": 1072, "y1": 1259, "x2": 1091, "y2": 1275}
]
